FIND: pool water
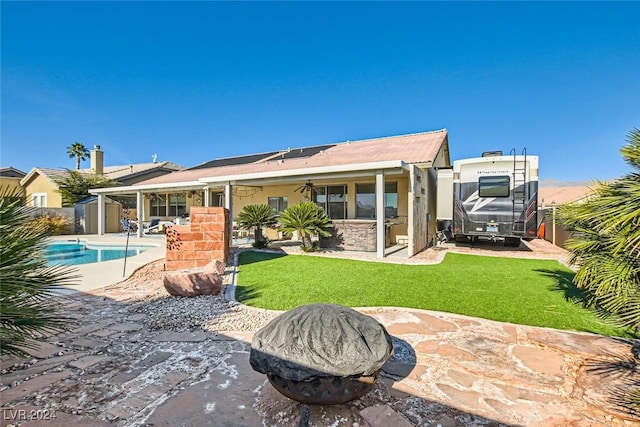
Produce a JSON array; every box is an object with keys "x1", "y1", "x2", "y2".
[{"x1": 45, "y1": 242, "x2": 151, "y2": 266}]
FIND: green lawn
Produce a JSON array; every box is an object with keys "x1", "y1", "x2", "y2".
[{"x1": 237, "y1": 251, "x2": 637, "y2": 338}]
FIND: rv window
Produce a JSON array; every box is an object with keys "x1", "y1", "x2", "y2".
[{"x1": 478, "y1": 176, "x2": 510, "y2": 197}]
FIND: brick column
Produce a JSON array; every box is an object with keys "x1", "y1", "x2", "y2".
[{"x1": 165, "y1": 207, "x2": 229, "y2": 271}]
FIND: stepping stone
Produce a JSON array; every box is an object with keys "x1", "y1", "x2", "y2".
[
  {"x1": 16, "y1": 341, "x2": 61, "y2": 359},
  {"x1": 152, "y1": 332, "x2": 211, "y2": 342},
  {"x1": 69, "y1": 355, "x2": 105, "y2": 370}
]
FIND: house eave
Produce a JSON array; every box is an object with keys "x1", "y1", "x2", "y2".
[
  {"x1": 199, "y1": 160, "x2": 410, "y2": 185},
  {"x1": 90, "y1": 160, "x2": 410, "y2": 195},
  {"x1": 90, "y1": 181, "x2": 204, "y2": 196}
]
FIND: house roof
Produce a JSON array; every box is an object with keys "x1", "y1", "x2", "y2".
[
  {"x1": 188, "y1": 151, "x2": 283, "y2": 170},
  {"x1": 0, "y1": 167, "x2": 27, "y2": 178},
  {"x1": 20, "y1": 162, "x2": 184, "y2": 187},
  {"x1": 138, "y1": 129, "x2": 449, "y2": 187},
  {"x1": 100, "y1": 162, "x2": 184, "y2": 181},
  {"x1": 539, "y1": 185, "x2": 595, "y2": 206}
]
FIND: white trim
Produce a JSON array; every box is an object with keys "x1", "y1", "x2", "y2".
[
  {"x1": 31, "y1": 192, "x2": 47, "y2": 207},
  {"x1": 89, "y1": 161, "x2": 409, "y2": 196},
  {"x1": 199, "y1": 160, "x2": 408, "y2": 185},
  {"x1": 90, "y1": 181, "x2": 204, "y2": 195}
]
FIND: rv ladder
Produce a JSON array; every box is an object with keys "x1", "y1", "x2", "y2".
[{"x1": 510, "y1": 147, "x2": 528, "y2": 234}]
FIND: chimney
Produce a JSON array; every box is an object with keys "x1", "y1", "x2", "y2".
[{"x1": 91, "y1": 145, "x2": 104, "y2": 174}]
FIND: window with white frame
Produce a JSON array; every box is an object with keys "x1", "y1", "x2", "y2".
[
  {"x1": 31, "y1": 193, "x2": 47, "y2": 207},
  {"x1": 314, "y1": 185, "x2": 347, "y2": 219},
  {"x1": 150, "y1": 193, "x2": 188, "y2": 217},
  {"x1": 150, "y1": 194, "x2": 167, "y2": 216},
  {"x1": 211, "y1": 193, "x2": 225, "y2": 207},
  {"x1": 168, "y1": 193, "x2": 187, "y2": 217},
  {"x1": 355, "y1": 182, "x2": 398, "y2": 219},
  {"x1": 268, "y1": 196, "x2": 288, "y2": 213}
]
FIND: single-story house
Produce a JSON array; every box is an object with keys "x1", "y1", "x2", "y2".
[
  {"x1": 20, "y1": 145, "x2": 184, "y2": 211},
  {"x1": 91, "y1": 129, "x2": 451, "y2": 258}
]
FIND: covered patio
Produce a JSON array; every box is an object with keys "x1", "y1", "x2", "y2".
[{"x1": 90, "y1": 130, "x2": 451, "y2": 259}]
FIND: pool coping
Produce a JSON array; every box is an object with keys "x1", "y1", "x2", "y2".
[{"x1": 49, "y1": 234, "x2": 166, "y2": 295}]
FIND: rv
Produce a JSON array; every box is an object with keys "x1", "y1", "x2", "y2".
[{"x1": 437, "y1": 149, "x2": 539, "y2": 246}]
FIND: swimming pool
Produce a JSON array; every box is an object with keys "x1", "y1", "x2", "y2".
[{"x1": 45, "y1": 241, "x2": 153, "y2": 266}]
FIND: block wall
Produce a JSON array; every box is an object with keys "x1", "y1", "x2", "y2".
[
  {"x1": 165, "y1": 207, "x2": 229, "y2": 271},
  {"x1": 321, "y1": 220, "x2": 379, "y2": 252}
]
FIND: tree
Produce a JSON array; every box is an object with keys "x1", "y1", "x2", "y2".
[
  {"x1": 278, "y1": 201, "x2": 333, "y2": 251},
  {"x1": 67, "y1": 142, "x2": 90, "y2": 170},
  {"x1": 236, "y1": 204, "x2": 278, "y2": 247},
  {"x1": 558, "y1": 128, "x2": 640, "y2": 331},
  {"x1": 0, "y1": 187, "x2": 78, "y2": 356},
  {"x1": 54, "y1": 170, "x2": 117, "y2": 207}
]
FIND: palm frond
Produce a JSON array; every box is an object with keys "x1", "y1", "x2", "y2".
[
  {"x1": 0, "y1": 186, "x2": 78, "y2": 357},
  {"x1": 557, "y1": 129, "x2": 640, "y2": 331}
]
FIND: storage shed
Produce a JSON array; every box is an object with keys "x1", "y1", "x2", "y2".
[{"x1": 75, "y1": 196, "x2": 122, "y2": 234}]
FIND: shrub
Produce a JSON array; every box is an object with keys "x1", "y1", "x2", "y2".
[
  {"x1": 0, "y1": 187, "x2": 78, "y2": 356},
  {"x1": 236, "y1": 204, "x2": 278, "y2": 246},
  {"x1": 30, "y1": 213, "x2": 70, "y2": 235},
  {"x1": 279, "y1": 201, "x2": 332, "y2": 251}
]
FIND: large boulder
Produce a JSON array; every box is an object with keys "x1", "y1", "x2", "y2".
[
  {"x1": 163, "y1": 260, "x2": 226, "y2": 297},
  {"x1": 250, "y1": 303, "x2": 393, "y2": 381}
]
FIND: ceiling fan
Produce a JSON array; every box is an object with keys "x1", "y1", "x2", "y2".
[{"x1": 294, "y1": 180, "x2": 317, "y2": 199}]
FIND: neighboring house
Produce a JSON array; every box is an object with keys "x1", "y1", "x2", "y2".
[
  {"x1": 20, "y1": 145, "x2": 184, "y2": 210},
  {"x1": 19, "y1": 145, "x2": 184, "y2": 233},
  {"x1": 91, "y1": 129, "x2": 451, "y2": 258},
  {"x1": 0, "y1": 167, "x2": 27, "y2": 197},
  {"x1": 538, "y1": 184, "x2": 595, "y2": 248}
]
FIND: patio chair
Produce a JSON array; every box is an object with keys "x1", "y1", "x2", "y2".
[{"x1": 143, "y1": 218, "x2": 161, "y2": 234}]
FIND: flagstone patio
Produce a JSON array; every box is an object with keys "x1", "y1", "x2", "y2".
[{"x1": 1, "y1": 243, "x2": 638, "y2": 426}]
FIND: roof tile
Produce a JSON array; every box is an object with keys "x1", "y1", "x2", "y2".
[{"x1": 139, "y1": 129, "x2": 448, "y2": 186}]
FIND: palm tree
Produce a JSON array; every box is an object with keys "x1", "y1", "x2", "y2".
[
  {"x1": 236, "y1": 204, "x2": 278, "y2": 247},
  {"x1": 278, "y1": 201, "x2": 333, "y2": 250},
  {"x1": 0, "y1": 187, "x2": 78, "y2": 356},
  {"x1": 558, "y1": 127, "x2": 640, "y2": 331},
  {"x1": 67, "y1": 142, "x2": 90, "y2": 170}
]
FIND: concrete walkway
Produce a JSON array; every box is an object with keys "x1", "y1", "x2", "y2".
[{"x1": 48, "y1": 234, "x2": 166, "y2": 294}]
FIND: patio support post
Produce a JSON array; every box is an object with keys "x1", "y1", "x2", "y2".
[
  {"x1": 136, "y1": 190, "x2": 143, "y2": 238},
  {"x1": 203, "y1": 187, "x2": 210, "y2": 207},
  {"x1": 225, "y1": 183, "x2": 233, "y2": 246},
  {"x1": 97, "y1": 194, "x2": 105, "y2": 236},
  {"x1": 376, "y1": 170, "x2": 385, "y2": 259}
]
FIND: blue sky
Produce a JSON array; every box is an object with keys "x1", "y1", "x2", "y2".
[{"x1": 2, "y1": 1, "x2": 638, "y2": 182}]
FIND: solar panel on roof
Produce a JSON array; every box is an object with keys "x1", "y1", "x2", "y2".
[{"x1": 187, "y1": 152, "x2": 281, "y2": 170}]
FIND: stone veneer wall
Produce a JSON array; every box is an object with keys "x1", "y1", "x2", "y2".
[
  {"x1": 165, "y1": 207, "x2": 229, "y2": 271},
  {"x1": 322, "y1": 220, "x2": 377, "y2": 252}
]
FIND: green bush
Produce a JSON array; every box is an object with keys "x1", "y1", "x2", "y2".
[
  {"x1": 278, "y1": 201, "x2": 332, "y2": 251},
  {"x1": 0, "y1": 187, "x2": 78, "y2": 356},
  {"x1": 236, "y1": 204, "x2": 278, "y2": 246}
]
